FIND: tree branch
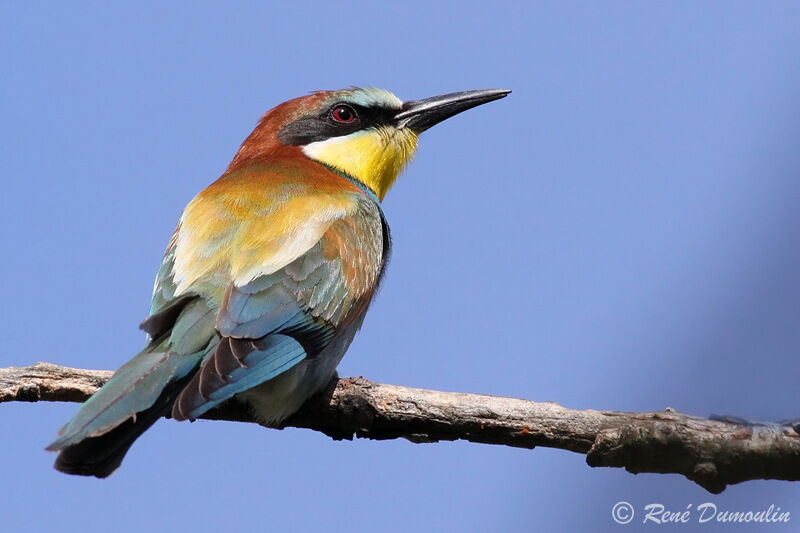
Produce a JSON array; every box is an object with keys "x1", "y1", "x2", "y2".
[{"x1": 2, "y1": 362, "x2": 798, "y2": 493}]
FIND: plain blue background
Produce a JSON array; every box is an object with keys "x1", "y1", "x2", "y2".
[{"x1": 2, "y1": 2, "x2": 799, "y2": 531}]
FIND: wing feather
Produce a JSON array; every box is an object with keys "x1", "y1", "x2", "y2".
[{"x1": 171, "y1": 193, "x2": 385, "y2": 421}]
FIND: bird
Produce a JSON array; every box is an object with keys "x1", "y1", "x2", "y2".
[{"x1": 47, "y1": 86, "x2": 510, "y2": 477}]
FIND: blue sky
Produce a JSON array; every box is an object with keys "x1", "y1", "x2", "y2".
[{"x1": 2, "y1": 2, "x2": 799, "y2": 531}]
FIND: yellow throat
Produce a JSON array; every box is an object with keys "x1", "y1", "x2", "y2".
[{"x1": 302, "y1": 126, "x2": 419, "y2": 201}]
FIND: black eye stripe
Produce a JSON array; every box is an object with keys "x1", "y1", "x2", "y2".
[
  {"x1": 278, "y1": 103, "x2": 397, "y2": 146},
  {"x1": 327, "y1": 103, "x2": 386, "y2": 125}
]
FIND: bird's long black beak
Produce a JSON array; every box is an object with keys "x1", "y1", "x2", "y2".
[{"x1": 394, "y1": 88, "x2": 511, "y2": 133}]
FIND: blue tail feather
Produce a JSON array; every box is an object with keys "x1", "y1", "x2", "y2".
[{"x1": 47, "y1": 344, "x2": 207, "y2": 451}]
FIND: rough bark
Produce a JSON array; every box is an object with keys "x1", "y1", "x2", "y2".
[{"x1": 2, "y1": 362, "x2": 798, "y2": 493}]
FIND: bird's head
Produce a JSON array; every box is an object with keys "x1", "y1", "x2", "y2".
[{"x1": 229, "y1": 87, "x2": 510, "y2": 200}]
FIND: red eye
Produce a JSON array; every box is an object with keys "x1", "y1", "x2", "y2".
[{"x1": 331, "y1": 105, "x2": 356, "y2": 123}]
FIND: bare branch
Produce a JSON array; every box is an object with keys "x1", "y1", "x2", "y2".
[{"x1": 2, "y1": 362, "x2": 799, "y2": 493}]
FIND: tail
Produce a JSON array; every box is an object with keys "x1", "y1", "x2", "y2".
[
  {"x1": 53, "y1": 372, "x2": 196, "y2": 477},
  {"x1": 47, "y1": 298, "x2": 217, "y2": 477}
]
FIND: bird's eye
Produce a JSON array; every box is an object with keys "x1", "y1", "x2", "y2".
[{"x1": 331, "y1": 105, "x2": 356, "y2": 123}]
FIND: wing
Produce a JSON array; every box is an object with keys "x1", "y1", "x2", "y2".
[{"x1": 169, "y1": 173, "x2": 387, "y2": 421}]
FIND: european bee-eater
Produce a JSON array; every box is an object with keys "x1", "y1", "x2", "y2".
[{"x1": 47, "y1": 87, "x2": 510, "y2": 477}]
